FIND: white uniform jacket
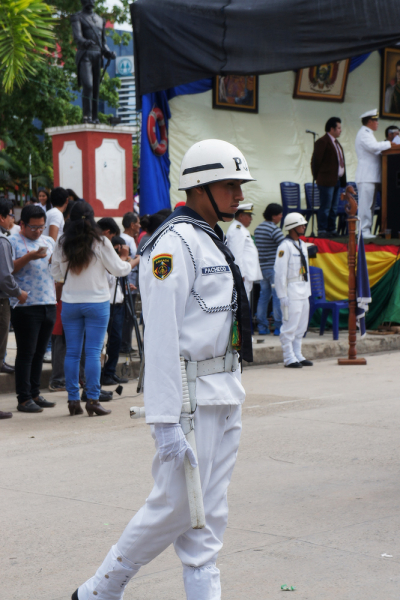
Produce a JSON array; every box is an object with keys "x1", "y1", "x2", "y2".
[
  {"x1": 226, "y1": 221, "x2": 262, "y2": 290},
  {"x1": 140, "y1": 223, "x2": 245, "y2": 424},
  {"x1": 274, "y1": 238, "x2": 311, "y2": 301},
  {"x1": 355, "y1": 126, "x2": 391, "y2": 184}
]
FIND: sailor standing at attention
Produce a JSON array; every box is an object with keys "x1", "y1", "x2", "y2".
[
  {"x1": 71, "y1": 139, "x2": 254, "y2": 600},
  {"x1": 226, "y1": 202, "x2": 262, "y2": 299},
  {"x1": 274, "y1": 212, "x2": 312, "y2": 369}
]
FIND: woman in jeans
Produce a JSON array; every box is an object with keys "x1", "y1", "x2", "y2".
[{"x1": 51, "y1": 202, "x2": 134, "y2": 416}]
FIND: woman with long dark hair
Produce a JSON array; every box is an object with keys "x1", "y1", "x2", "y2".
[
  {"x1": 37, "y1": 188, "x2": 52, "y2": 212},
  {"x1": 51, "y1": 202, "x2": 134, "y2": 417}
]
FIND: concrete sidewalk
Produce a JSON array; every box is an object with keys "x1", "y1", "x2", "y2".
[
  {"x1": 2, "y1": 328, "x2": 400, "y2": 394},
  {"x1": 2, "y1": 351, "x2": 400, "y2": 599}
]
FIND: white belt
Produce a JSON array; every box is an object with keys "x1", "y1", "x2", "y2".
[{"x1": 288, "y1": 276, "x2": 305, "y2": 283}]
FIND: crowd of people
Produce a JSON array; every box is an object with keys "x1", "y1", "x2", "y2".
[{"x1": 0, "y1": 189, "x2": 171, "y2": 420}]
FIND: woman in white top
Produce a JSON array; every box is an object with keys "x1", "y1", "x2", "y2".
[{"x1": 52, "y1": 202, "x2": 135, "y2": 417}]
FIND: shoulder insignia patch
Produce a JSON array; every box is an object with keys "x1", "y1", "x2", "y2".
[
  {"x1": 236, "y1": 224, "x2": 241, "y2": 229},
  {"x1": 152, "y1": 254, "x2": 173, "y2": 280},
  {"x1": 279, "y1": 250, "x2": 284, "y2": 257}
]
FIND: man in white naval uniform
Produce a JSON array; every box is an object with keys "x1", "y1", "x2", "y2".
[
  {"x1": 274, "y1": 213, "x2": 312, "y2": 369},
  {"x1": 355, "y1": 109, "x2": 394, "y2": 239},
  {"x1": 71, "y1": 140, "x2": 254, "y2": 600},
  {"x1": 226, "y1": 202, "x2": 262, "y2": 298}
]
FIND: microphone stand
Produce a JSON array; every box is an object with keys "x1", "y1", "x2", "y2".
[{"x1": 309, "y1": 131, "x2": 317, "y2": 238}]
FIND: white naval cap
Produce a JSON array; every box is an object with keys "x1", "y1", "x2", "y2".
[
  {"x1": 360, "y1": 108, "x2": 379, "y2": 120},
  {"x1": 236, "y1": 202, "x2": 254, "y2": 214}
]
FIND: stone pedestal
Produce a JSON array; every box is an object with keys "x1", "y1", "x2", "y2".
[{"x1": 45, "y1": 124, "x2": 136, "y2": 217}]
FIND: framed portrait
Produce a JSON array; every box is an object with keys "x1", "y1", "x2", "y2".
[
  {"x1": 380, "y1": 47, "x2": 400, "y2": 119},
  {"x1": 293, "y1": 59, "x2": 350, "y2": 103},
  {"x1": 212, "y1": 75, "x2": 258, "y2": 113}
]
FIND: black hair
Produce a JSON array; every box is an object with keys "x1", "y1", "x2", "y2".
[
  {"x1": 50, "y1": 187, "x2": 69, "y2": 208},
  {"x1": 385, "y1": 125, "x2": 399, "y2": 139},
  {"x1": 122, "y1": 212, "x2": 138, "y2": 230},
  {"x1": 21, "y1": 204, "x2": 46, "y2": 224},
  {"x1": 325, "y1": 117, "x2": 341, "y2": 133},
  {"x1": 140, "y1": 212, "x2": 168, "y2": 235},
  {"x1": 97, "y1": 217, "x2": 120, "y2": 236},
  {"x1": 66, "y1": 188, "x2": 80, "y2": 201},
  {"x1": 59, "y1": 201, "x2": 102, "y2": 274},
  {"x1": 263, "y1": 203, "x2": 283, "y2": 221},
  {"x1": 157, "y1": 208, "x2": 172, "y2": 218},
  {"x1": 111, "y1": 235, "x2": 126, "y2": 247},
  {"x1": 37, "y1": 188, "x2": 52, "y2": 211},
  {"x1": 63, "y1": 199, "x2": 74, "y2": 221},
  {"x1": 0, "y1": 198, "x2": 13, "y2": 219}
]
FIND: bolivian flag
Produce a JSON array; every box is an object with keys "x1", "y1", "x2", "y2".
[{"x1": 305, "y1": 237, "x2": 400, "y2": 329}]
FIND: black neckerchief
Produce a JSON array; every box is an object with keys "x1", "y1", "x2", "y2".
[
  {"x1": 286, "y1": 235, "x2": 308, "y2": 282},
  {"x1": 141, "y1": 206, "x2": 253, "y2": 363}
]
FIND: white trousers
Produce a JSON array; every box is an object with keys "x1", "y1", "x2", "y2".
[
  {"x1": 280, "y1": 298, "x2": 309, "y2": 366},
  {"x1": 357, "y1": 182, "x2": 378, "y2": 237},
  {"x1": 78, "y1": 404, "x2": 242, "y2": 600}
]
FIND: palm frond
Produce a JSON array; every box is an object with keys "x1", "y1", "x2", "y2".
[{"x1": 0, "y1": 0, "x2": 56, "y2": 92}]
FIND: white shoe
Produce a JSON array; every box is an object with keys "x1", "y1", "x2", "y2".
[{"x1": 43, "y1": 351, "x2": 52, "y2": 363}]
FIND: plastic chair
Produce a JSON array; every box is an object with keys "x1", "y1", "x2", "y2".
[
  {"x1": 279, "y1": 182, "x2": 308, "y2": 229},
  {"x1": 304, "y1": 183, "x2": 321, "y2": 215},
  {"x1": 336, "y1": 188, "x2": 348, "y2": 235},
  {"x1": 308, "y1": 266, "x2": 348, "y2": 340},
  {"x1": 374, "y1": 190, "x2": 381, "y2": 235}
]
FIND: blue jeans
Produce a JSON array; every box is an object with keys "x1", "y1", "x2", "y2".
[
  {"x1": 256, "y1": 267, "x2": 282, "y2": 332},
  {"x1": 103, "y1": 303, "x2": 124, "y2": 378},
  {"x1": 317, "y1": 181, "x2": 340, "y2": 232},
  {"x1": 62, "y1": 301, "x2": 110, "y2": 401}
]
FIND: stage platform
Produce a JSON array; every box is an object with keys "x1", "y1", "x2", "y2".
[{"x1": 303, "y1": 236, "x2": 400, "y2": 329}]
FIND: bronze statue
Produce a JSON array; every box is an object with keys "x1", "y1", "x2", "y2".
[{"x1": 70, "y1": 0, "x2": 116, "y2": 124}]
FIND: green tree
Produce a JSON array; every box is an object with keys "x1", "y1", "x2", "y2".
[{"x1": 0, "y1": 0, "x2": 132, "y2": 195}]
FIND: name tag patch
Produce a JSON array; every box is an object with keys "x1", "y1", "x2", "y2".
[{"x1": 201, "y1": 265, "x2": 230, "y2": 276}]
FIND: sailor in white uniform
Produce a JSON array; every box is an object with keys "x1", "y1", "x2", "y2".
[
  {"x1": 274, "y1": 212, "x2": 312, "y2": 368},
  {"x1": 226, "y1": 203, "x2": 262, "y2": 298},
  {"x1": 71, "y1": 140, "x2": 255, "y2": 600},
  {"x1": 355, "y1": 109, "x2": 392, "y2": 239}
]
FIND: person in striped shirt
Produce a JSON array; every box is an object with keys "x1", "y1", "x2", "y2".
[{"x1": 254, "y1": 203, "x2": 284, "y2": 335}]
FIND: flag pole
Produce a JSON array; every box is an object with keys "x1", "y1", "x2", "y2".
[{"x1": 338, "y1": 185, "x2": 367, "y2": 366}]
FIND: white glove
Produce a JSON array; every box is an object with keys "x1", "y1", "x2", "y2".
[
  {"x1": 154, "y1": 423, "x2": 198, "y2": 469},
  {"x1": 280, "y1": 296, "x2": 289, "y2": 322},
  {"x1": 280, "y1": 296, "x2": 289, "y2": 307}
]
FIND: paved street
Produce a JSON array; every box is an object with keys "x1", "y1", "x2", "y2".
[{"x1": 1, "y1": 351, "x2": 400, "y2": 600}]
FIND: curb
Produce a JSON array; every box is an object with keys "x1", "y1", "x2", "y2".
[
  {"x1": 244, "y1": 333, "x2": 400, "y2": 367},
  {"x1": 2, "y1": 335, "x2": 399, "y2": 395}
]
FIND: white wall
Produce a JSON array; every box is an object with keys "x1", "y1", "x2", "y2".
[{"x1": 168, "y1": 51, "x2": 400, "y2": 232}]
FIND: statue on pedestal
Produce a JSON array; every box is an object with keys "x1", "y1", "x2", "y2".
[{"x1": 70, "y1": 0, "x2": 116, "y2": 124}]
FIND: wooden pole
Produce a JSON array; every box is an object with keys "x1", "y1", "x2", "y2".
[{"x1": 338, "y1": 186, "x2": 367, "y2": 366}]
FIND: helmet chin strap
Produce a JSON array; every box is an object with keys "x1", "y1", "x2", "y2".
[{"x1": 203, "y1": 185, "x2": 235, "y2": 221}]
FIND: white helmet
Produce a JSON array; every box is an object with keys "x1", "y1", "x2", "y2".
[
  {"x1": 178, "y1": 139, "x2": 255, "y2": 190},
  {"x1": 284, "y1": 212, "x2": 308, "y2": 231}
]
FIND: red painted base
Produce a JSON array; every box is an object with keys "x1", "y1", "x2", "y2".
[{"x1": 45, "y1": 124, "x2": 136, "y2": 217}]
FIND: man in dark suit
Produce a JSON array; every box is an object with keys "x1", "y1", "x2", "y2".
[{"x1": 311, "y1": 117, "x2": 346, "y2": 238}]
